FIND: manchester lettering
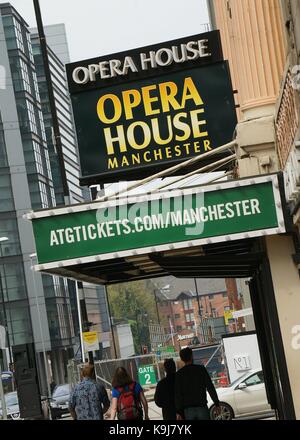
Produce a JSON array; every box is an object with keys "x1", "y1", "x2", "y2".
[{"x1": 96, "y1": 76, "x2": 210, "y2": 170}]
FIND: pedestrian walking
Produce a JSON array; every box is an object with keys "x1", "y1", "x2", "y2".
[
  {"x1": 69, "y1": 363, "x2": 110, "y2": 420},
  {"x1": 110, "y1": 367, "x2": 149, "y2": 420},
  {"x1": 154, "y1": 359, "x2": 177, "y2": 420},
  {"x1": 175, "y1": 347, "x2": 221, "y2": 420}
]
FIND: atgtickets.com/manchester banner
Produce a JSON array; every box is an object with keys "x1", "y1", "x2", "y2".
[
  {"x1": 28, "y1": 176, "x2": 285, "y2": 268},
  {"x1": 66, "y1": 31, "x2": 237, "y2": 185}
]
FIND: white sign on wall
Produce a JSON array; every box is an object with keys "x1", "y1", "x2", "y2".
[
  {"x1": 233, "y1": 354, "x2": 251, "y2": 371},
  {"x1": 222, "y1": 333, "x2": 262, "y2": 382}
]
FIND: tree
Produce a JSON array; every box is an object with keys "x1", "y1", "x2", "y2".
[{"x1": 107, "y1": 280, "x2": 157, "y2": 352}]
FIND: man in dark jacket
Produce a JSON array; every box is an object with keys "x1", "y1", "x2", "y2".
[
  {"x1": 175, "y1": 347, "x2": 221, "y2": 420},
  {"x1": 154, "y1": 359, "x2": 177, "y2": 420}
]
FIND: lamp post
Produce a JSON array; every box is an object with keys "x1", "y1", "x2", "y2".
[
  {"x1": 0, "y1": 237, "x2": 12, "y2": 366},
  {"x1": 135, "y1": 311, "x2": 148, "y2": 354},
  {"x1": 0, "y1": 237, "x2": 9, "y2": 421},
  {"x1": 29, "y1": 253, "x2": 52, "y2": 419}
]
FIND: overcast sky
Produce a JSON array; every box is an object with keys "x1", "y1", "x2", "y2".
[{"x1": 8, "y1": 0, "x2": 209, "y2": 62}]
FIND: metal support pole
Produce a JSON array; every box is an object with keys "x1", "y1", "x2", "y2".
[
  {"x1": 33, "y1": 0, "x2": 89, "y2": 372},
  {"x1": 154, "y1": 289, "x2": 161, "y2": 326},
  {"x1": 104, "y1": 286, "x2": 117, "y2": 359},
  {"x1": 194, "y1": 278, "x2": 205, "y2": 344},
  {"x1": 135, "y1": 311, "x2": 142, "y2": 354},
  {"x1": 75, "y1": 282, "x2": 85, "y2": 363},
  {"x1": 29, "y1": 255, "x2": 52, "y2": 419},
  {"x1": 33, "y1": 0, "x2": 70, "y2": 204}
]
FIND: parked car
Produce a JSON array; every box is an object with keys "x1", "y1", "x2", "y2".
[
  {"x1": 0, "y1": 391, "x2": 21, "y2": 420},
  {"x1": 0, "y1": 391, "x2": 50, "y2": 420},
  {"x1": 208, "y1": 369, "x2": 275, "y2": 420},
  {"x1": 50, "y1": 384, "x2": 72, "y2": 419}
]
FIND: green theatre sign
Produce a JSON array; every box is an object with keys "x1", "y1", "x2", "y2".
[{"x1": 27, "y1": 175, "x2": 286, "y2": 271}]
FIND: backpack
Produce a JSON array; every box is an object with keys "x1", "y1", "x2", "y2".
[{"x1": 116, "y1": 382, "x2": 143, "y2": 420}]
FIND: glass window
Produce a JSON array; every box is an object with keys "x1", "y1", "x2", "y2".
[
  {"x1": 0, "y1": 218, "x2": 21, "y2": 256},
  {"x1": 185, "y1": 313, "x2": 195, "y2": 323},
  {"x1": 0, "y1": 128, "x2": 8, "y2": 168},
  {"x1": 183, "y1": 298, "x2": 193, "y2": 310},
  {"x1": 244, "y1": 372, "x2": 263, "y2": 387},
  {"x1": 0, "y1": 262, "x2": 27, "y2": 301},
  {"x1": 6, "y1": 300, "x2": 33, "y2": 346},
  {"x1": 0, "y1": 174, "x2": 14, "y2": 212}
]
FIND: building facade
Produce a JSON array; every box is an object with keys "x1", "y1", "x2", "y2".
[
  {"x1": 211, "y1": 0, "x2": 300, "y2": 418},
  {"x1": 0, "y1": 3, "x2": 111, "y2": 391}
]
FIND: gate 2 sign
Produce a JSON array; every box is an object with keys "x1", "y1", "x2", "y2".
[
  {"x1": 66, "y1": 31, "x2": 237, "y2": 185},
  {"x1": 138, "y1": 365, "x2": 157, "y2": 386}
]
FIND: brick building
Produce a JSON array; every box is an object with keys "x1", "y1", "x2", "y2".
[{"x1": 157, "y1": 278, "x2": 243, "y2": 344}]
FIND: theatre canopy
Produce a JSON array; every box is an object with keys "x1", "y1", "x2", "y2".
[{"x1": 25, "y1": 174, "x2": 286, "y2": 285}]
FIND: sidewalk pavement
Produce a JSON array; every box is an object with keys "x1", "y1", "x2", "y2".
[{"x1": 148, "y1": 401, "x2": 163, "y2": 420}]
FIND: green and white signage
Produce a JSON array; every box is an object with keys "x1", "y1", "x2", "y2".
[
  {"x1": 27, "y1": 174, "x2": 286, "y2": 271},
  {"x1": 138, "y1": 365, "x2": 157, "y2": 386}
]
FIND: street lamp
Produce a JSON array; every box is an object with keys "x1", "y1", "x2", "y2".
[
  {"x1": 135, "y1": 311, "x2": 148, "y2": 354},
  {"x1": 29, "y1": 253, "x2": 52, "y2": 419},
  {"x1": 0, "y1": 237, "x2": 9, "y2": 421}
]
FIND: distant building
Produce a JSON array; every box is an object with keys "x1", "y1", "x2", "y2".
[{"x1": 156, "y1": 277, "x2": 244, "y2": 345}]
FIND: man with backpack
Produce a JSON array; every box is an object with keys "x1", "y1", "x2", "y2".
[{"x1": 110, "y1": 367, "x2": 149, "y2": 420}]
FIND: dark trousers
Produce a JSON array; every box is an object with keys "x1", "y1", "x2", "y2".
[{"x1": 184, "y1": 406, "x2": 210, "y2": 420}]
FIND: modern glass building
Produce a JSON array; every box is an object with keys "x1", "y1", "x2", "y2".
[{"x1": 0, "y1": 3, "x2": 111, "y2": 391}]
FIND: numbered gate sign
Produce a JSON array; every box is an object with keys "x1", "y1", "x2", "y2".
[{"x1": 138, "y1": 365, "x2": 157, "y2": 386}]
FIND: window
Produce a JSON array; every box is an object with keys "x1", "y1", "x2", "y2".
[
  {"x1": 244, "y1": 372, "x2": 264, "y2": 387},
  {"x1": 183, "y1": 298, "x2": 193, "y2": 310},
  {"x1": 0, "y1": 262, "x2": 27, "y2": 301},
  {"x1": 0, "y1": 218, "x2": 21, "y2": 256},
  {"x1": 175, "y1": 314, "x2": 180, "y2": 320},
  {"x1": 185, "y1": 313, "x2": 195, "y2": 323},
  {"x1": 17, "y1": 99, "x2": 38, "y2": 135},
  {"x1": 0, "y1": 174, "x2": 14, "y2": 212},
  {"x1": 0, "y1": 128, "x2": 8, "y2": 168},
  {"x1": 176, "y1": 326, "x2": 182, "y2": 332},
  {"x1": 13, "y1": 17, "x2": 25, "y2": 53},
  {"x1": 6, "y1": 300, "x2": 33, "y2": 346}
]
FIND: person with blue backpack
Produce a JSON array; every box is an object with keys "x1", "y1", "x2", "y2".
[{"x1": 110, "y1": 367, "x2": 149, "y2": 420}]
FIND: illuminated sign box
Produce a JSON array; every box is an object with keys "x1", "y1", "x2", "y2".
[
  {"x1": 66, "y1": 31, "x2": 237, "y2": 185},
  {"x1": 27, "y1": 174, "x2": 285, "y2": 271}
]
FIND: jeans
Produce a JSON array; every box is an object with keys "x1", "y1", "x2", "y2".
[{"x1": 184, "y1": 406, "x2": 210, "y2": 420}]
